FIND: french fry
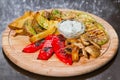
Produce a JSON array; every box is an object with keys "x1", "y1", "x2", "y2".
[
  {"x1": 8, "y1": 11, "x2": 34, "y2": 30},
  {"x1": 32, "y1": 18, "x2": 44, "y2": 34},
  {"x1": 30, "y1": 23, "x2": 56, "y2": 43}
]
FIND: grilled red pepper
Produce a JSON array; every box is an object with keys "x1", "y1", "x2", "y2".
[
  {"x1": 52, "y1": 35, "x2": 73, "y2": 65},
  {"x1": 22, "y1": 39, "x2": 44, "y2": 53},
  {"x1": 55, "y1": 49, "x2": 72, "y2": 65},
  {"x1": 37, "y1": 35, "x2": 54, "y2": 60}
]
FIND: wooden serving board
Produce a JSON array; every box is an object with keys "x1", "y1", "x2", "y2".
[{"x1": 2, "y1": 9, "x2": 119, "y2": 77}]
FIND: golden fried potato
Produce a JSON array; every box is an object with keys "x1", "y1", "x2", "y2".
[
  {"x1": 30, "y1": 23, "x2": 56, "y2": 43},
  {"x1": 72, "y1": 47, "x2": 79, "y2": 62},
  {"x1": 8, "y1": 11, "x2": 34, "y2": 30},
  {"x1": 85, "y1": 45, "x2": 100, "y2": 58}
]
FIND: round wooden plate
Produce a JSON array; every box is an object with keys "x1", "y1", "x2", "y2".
[{"x1": 2, "y1": 9, "x2": 119, "y2": 77}]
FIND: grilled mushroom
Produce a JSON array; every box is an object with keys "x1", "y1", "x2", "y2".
[
  {"x1": 88, "y1": 39, "x2": 101, "y2": 49},
  {"x1": 85, "y1": 45, "x2": 100, "y2": 58},
  {"x1": 73, "y1": 42, "x2": 84, "y2": 49},
  {"x1": 82, "y1": 48, "x2": 88, "y2": 58},
  {"x1": 72, "y1": 47, "x2": 79, "y2": 62},
  {"x1": 80, "y1": 34, "x2": 90, "y2": 46},
  {"x1": 80, "y1": 34, "x2": 101, "y2": 49}
]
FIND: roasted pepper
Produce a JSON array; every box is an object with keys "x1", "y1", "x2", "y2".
[
  {"x1": 22, "y1": 39, "x2": 44, "y2": 53},
  {"x1": 55, "y1": 49, "x2": 73, "y2": 65},
  {"x1": 37, "y1": 35, "x2": 54, "y2": 60},
  {"x1": 52, "y1": 35, "x2": 73, "y2": 65}
]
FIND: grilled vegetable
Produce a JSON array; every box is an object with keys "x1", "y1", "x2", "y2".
[
  {"x1": 38, "y1": 35, "x2": 54, "y2": 60},
  {"x1": 34, "y1": 12, "x2": 49, "y2": 29},
  {"x1": 32, "y1": 18, "x2": 45, "y2": 34},
  {"x1": 55, "y1": 49, "x2": 73, "y2": 65},
  {"x1": 88, "y1": 39, "x2": 101, "y2": 49},
  {"x1": 85, "y1": 45, "x2": 100, "y2": 58},
  {"x1": 52, "y1": 35, "x2": 72, "y2": 65},
  {"x1": 84, "y1": 21, "x2": 96, "y2": 31},
  {"x1": 72, "y1": 47, "x2": 79, "y2": 62},
  {"x1": 61, "y1": 11, "x2": 77, "y2": 20},
  {"x1": 80, "y1": 34, "x2": 101, "y2": 49},
  {"x1": 82, "y1": 48, "x2": 88, "y2": 58},
  {"x1": 75, "y1": 11, "x2": 96, "y2": 22},
  {"x1": 80, "y1": 34, "x2": 90, "y2": 46},
  {"x1": 41, "y1": 11, "x2": 50, "y2": 19},
  {"x1": 22, "y1": 39, "x2": 44, "y2": 53},
  {"x1": 23, "y1": 19, "x2": 36, "y2": 36},
  {"x1": 50, "y1": 9, "x2": 61, "y2": 20},
  {"x1": 85, "y1": 22, "x2": 109, "y2": 45}
]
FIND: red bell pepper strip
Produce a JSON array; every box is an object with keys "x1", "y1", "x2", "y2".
[
  {"x1": 55, "y1": 49, "x2": 72, "y2": 65},
  {"x1": 22, "y1": 39, "x2": 44, "y2": 53},
  {"x1": 37, "y1": 35, "x2": 54, "y2": 60},
  {"x1": 52, "y1": 35, "x2": 73, "y2": 65}
]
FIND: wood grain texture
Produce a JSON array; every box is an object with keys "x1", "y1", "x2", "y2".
[{"x1": 2, "y1": 9, "x2": 119, "y2": 77}]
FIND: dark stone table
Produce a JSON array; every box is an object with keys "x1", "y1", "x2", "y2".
[{"x1": 0, "y1": 0, "x2": 120, "y2": 80}]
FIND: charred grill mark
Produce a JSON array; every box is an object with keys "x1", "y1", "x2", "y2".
[
  {"x1": 43, "y1": 47, "x2": 52, "y2": 52},
  {"x1": 57, "y1": 34, "x2": 66, "y2": 42},
  {"x1": 35, "y1": 39, "x2": 44, "y2": 46}
]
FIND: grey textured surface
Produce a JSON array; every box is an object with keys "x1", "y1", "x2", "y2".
[{"x1": 0, "y1": 0, "x2": 120, "y2": 80}]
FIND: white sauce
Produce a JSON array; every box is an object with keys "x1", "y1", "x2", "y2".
[{"x1": 58, "y1": 20, "x2": 85, "y2": 38}]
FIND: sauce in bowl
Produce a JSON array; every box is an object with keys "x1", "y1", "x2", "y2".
[{"x1": 58, "y1": 20, "x2": 85, "y2": 38}]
